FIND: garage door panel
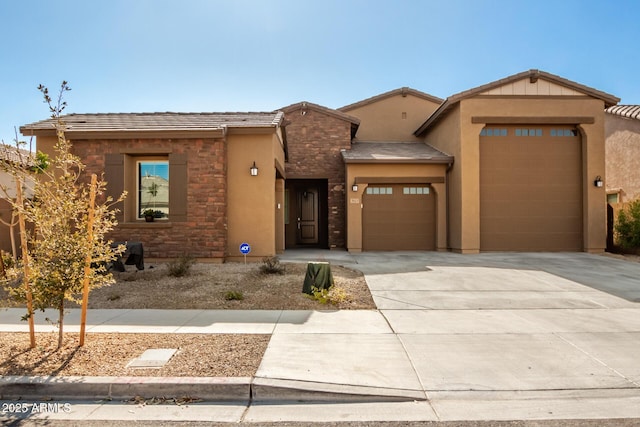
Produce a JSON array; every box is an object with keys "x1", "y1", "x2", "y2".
[
  {"x1": 363, "y1": 184, "x2": 436, "y2": 251},
  {"x1": 480, "y1": 126, "x2": 582, "y2": 252}
]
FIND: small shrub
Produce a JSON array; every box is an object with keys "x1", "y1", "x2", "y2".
[
  {"x1": 167, "y1": 254, "x2": 195, "y2": 277},
  {"x1": 615, "y1": 200, "x2": 640, "y2": 249},
  {"x1": 1, "y1": 252, "x2": 16, "y2": 270},
  {"x1": 309, "y1": 285, "x2": 349, "y2": 305},
  {"x1": 224, "y1": 290, "x2": 244, "y2": 301},
  {"x1": 260, "y1": 256, "x2": 285, "y2": 275}
]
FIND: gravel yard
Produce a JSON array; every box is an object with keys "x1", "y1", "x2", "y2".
[{"x1": 0, "y1": 260, "x2": 375, "y2": 377}]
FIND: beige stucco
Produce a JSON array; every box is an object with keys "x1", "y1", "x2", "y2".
[
  {"x1": 420, "y1": 105, "x2": 463, "y2": 250},
  {"x1": 343, "y1": 93, "x2": 440, "y2": 142},
  {"x1": 423, "y1": 94, "x2": 608, "y2": 253},
  {"x1": 345, "y1": 162, "x2": 448, "y2": 252},
  {"x1": 480, "y1": 78, "x2": 584, "y2": 96},
  {"x1": 605, "y1": 113, "x2": 640, "y2": 202},
  {"x1": 226, "y1": 130, "x2": 285, "y2": 261}
]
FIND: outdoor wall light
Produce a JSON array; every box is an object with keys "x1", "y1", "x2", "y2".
[
  {"x1": 352, "y1": 182, "x2": 358, "y2": 192},
  {"x1": 250, "y1": 161, "x2": 258, "y2": 176},
  {"x1": 594, "y1": 176, "x2": 603, "y2": 188}
]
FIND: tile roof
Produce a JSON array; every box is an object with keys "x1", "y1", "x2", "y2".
[
  {"x1": 21, "y1": 112, "x2": 284, "y2": 135},
  {"x1": 341, "y1": 141, "x2": 453, "y2": 163},
  {"x1": 0, "y1": 144, "x2": 35, "y2": 166},
  {"x1": 606, "y1": 105, "x2": 640, "y2": 121}
]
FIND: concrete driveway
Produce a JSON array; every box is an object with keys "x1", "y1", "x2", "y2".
[{"x1": 260, "y1": 250, "x2": 640, "y2": 421}]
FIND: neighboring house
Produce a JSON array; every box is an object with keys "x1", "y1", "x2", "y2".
[
  {"x1": 605, "y1": 105, "x2": 640, "y2": 203},
  {"x1": 21, "y1": 69, "x2": 619, "y2": 260},
  {"x1": 0, "y1": 145, "x2": 35, "y2": 256}
]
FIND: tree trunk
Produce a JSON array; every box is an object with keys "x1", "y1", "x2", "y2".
[
  {"x1": 15, "y1": 175, "x2": 35, "y2": 348},
  {"x1": 58, "y1": 301, "x2": 64, "y2": 349}
]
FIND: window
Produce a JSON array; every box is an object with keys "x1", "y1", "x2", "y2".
[
  {"x1": 138, "y1": 160, "x2": 169, "y2": 219},
  {"x1": 366, "y1": 187, "x2": 393, "y2": 195},
  {"x1": 480, "y1": 127, "x2": 507, "y2": 136},
  {"x1": 403, "y1": 187, "x2": 430, "y2": 195},
  {"x1": 515, "y1": 128, "x2": 542, "y2": 137},
  {"x1": 607, "y1": 193, "x2": 620, "y2": 204},
  {"x1": 550, "y1": 129, "x2": 578, "y2": 137}
]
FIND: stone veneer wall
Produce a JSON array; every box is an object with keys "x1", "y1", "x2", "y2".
[
  {"x1": 72, "y1": 137, "x2": 227, "y2": 259},
  {"x1": 284, "y1": 107, "x2": 352, "y2": 248}
]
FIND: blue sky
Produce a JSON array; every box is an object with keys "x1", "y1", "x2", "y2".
[{"x1": 1, "y1": 0, "x2": 639, "y2": 145}]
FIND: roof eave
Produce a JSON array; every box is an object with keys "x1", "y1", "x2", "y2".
[
  {"x1": 21, "y1": 127, "x2": 228, "y2": 140},
  {"x1": 414, "y1": 69, "x2": 621, "y2": 137},
  {"x1": 339, "y1": 87, "x2": 444, "y2": 112},
  {"x1": 279, "y1": 101, "x2": 361, "y2": 126},
  {"x1": 342, "y1": 157, "x2": 453, "y2": 164}
]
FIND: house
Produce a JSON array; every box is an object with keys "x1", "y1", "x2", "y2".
[
  {"x1": 20, "y1": 69, "x2": 619, "y2": 260},
  {"x1": 605, "y1": 105, "x2": 640, "y2": 204},
  {"x1": 604, "y1": 105, "x2": 640, "y2": 249},
  {"x1": 0, "y1": 145, "x2": 36, "y2": 256}
]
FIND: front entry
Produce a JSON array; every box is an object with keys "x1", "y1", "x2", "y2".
[
  {"x1": 297, "y1": 188, "x2": 318, "y2": 244},
  {"x1": 285, "y1": 179, "x2": 328, "y2": 248}
]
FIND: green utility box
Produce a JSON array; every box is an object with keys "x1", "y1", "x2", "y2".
[{"x1": 302, "y1": 262, "x2": 334, "y2": 294}]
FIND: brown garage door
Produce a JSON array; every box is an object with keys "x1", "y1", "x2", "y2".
[
  {"x1": 480, "y1": 126, "x2": 583, "y2": 251},
  {"x1": 363, "y1": 184, "x2": 436, "y2": 251}
]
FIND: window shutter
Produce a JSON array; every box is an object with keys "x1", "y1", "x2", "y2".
[
  {"x1": 169, "y1": 153, "x2": 188, "y2": 222},
  {"x1": 104, "y1": 153, "x2": 124, "y2": 222}
]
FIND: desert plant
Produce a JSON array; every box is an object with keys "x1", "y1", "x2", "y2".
[
  {"x1": 167, "y1": 254, "x2": 195, "y2": 277},
  {"x1": 309, "y1": 285, "x2": 349, "y2": 305},
  {"x1": 259, "y1": 256, "x2": 285, "y2": 274},
  {"x1": 1, "y1": 81, "x2": 126, "y2": 348},
  {"x1": 224, "y1": 290, "x2": 244, "y2": 301},
  {"x1": 615, "y1": 199, "x2": 640, "y2": 249}
]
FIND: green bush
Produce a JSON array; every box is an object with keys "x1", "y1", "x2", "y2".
[
  {"x1": 308, "y1": 285, "x2": 348, "y2": 305},
  {"x1": 615, "y1": 200, "x2": 640, "y2": 249},
  {"x1": 224, "y1": 290, "x2": 244, "y2": 301}
]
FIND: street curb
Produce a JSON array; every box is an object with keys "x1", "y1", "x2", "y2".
[
  {"x1": 251, "y1": 377, "x2": 427, "y2": 402},
  {"x1": 0, "y1": 376, "x2": 251, "y2": 402},
  {"x1": 0, "y1": 375, "x2": 426, "y2": 403}
]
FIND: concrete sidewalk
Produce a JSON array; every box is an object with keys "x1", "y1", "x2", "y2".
[{"x1": 1, "y1": 251, "x2": 640, "y2": 424}]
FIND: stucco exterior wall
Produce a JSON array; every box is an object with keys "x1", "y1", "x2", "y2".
[
  {"x1": 605, "y1": 114, "x2": 640, "y2": 202},
  {"x1": 421, "y1": 105, "x2": 462, "y2": 251},
  {"x1": 345, "y1": 162, "x2": 448, "y2": 251},
  {"x1": 424, "y1": 95, "x2": 608, "y2": 253},
  {"x1": 227, "y1": 131, "x2": 285, "y2": 260},
  {"x1": 343, "y1": 94, "x2": 440, "y2": 142},
  {"x1": 283, "y1": 106, "x2": 351, "y2": 248}
]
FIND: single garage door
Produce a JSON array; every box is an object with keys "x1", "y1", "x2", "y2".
[
  {"x1": 480, "y1": 126, "x2": 583, "y2": 251},
  {"x1": 363, "y1": 184, "x2": 436, "y2": 251}
]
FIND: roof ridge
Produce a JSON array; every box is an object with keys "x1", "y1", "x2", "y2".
[
  {"x1": 62, "y1": 111, "x2": 278, "y2": 116},
  {"x1": 415, "y1": 69, "x2": 621, "y2": 136},
  {"x1": 278, "y1": 101, "x2": 361, "y2": 125},
  {"x1": 339, "y1": 87, "x2": 444, "y2": 112}
]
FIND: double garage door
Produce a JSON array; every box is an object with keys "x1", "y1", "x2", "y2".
[
  {"x1": 362, "y1": 184, "x2": 436, "y2": 251},
  {"x1": 480, "y1": 125, "x2": 583, "y2": 251}
]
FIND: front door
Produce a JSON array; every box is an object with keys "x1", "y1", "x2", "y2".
[{"x1": 297, "y1": 188, "x2": 318, "y2": 245}]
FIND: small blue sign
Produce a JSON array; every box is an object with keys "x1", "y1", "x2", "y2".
[{"x1": 239, "y1": 243, "x2": 251, "y2": 254}]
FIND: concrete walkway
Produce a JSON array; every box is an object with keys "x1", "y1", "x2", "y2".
[{"x1": 1, "y1": 251, "x2": 640, "y2": 424}]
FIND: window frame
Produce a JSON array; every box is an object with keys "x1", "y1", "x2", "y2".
[{"x1": 136, "y1": 159, "x2": 170, "y2": 220}]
